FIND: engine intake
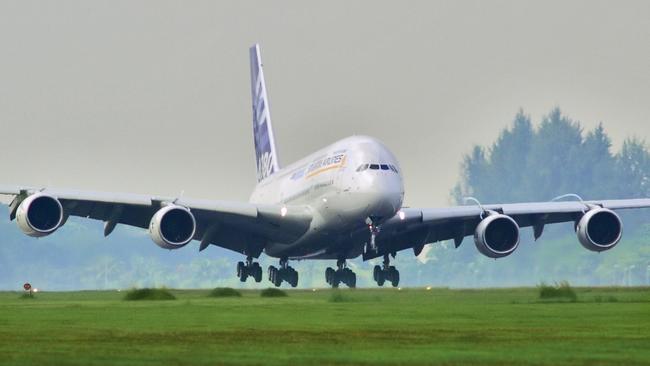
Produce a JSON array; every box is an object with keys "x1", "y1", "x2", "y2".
[
  {"x1": 576, "y1": 208, "x2": 622, "y2": 252},
  {"x1": 474, "y1": 212, "x2": 520, "y2": 258},
  {"x1": 16, "y1": 194, "x2": 64, "y2": 237},
  {"x1": 149, "y1": 205, "x2": 196, "y2": 249}
]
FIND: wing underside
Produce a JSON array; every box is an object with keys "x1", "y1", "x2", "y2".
[
  {"x1": 0, "y1": 186, "x2": 312, "y2": 257},
  {"x1": 361, "y1": 199, "x2": 650, "y2": 260}
]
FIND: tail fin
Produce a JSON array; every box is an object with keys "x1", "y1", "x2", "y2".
[{"x1": 250, "y1": 43, "x2": 280, "y2": 182}]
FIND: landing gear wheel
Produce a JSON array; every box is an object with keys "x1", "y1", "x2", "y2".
[
  {"x1": 376, "y1": 270, "x2": 385, "y2": 286},
  {"x1": 389, "y1": 268, "x2": 400, "y2": 287},
  {"x1": 289, "y1": 268, "x2": 299, "y2": 288},
  {"x1": 374, "y1": 254, "x2": 399, "y2": 287},
  {"x1": 237, "y1": 261, "x2": 245, "y2": 278},
  {"x1": 325, "y1": 267, "x2": 335, "y2": 285},
  {"x1": 269, "y1": 266, "x2": 282, "y2": 287},
  {"x1": 347, "y1": 271, "x2": 357, "y2": 288},
  {"x1": 273, "y1": 268, "x2": 282, "y2": 287},
  {"x1": 252, "y1": 263, "x2": 262, "y2": 283},
  {"x1": 327, "y1": 260, "x2": 356, "y2": 288},
  {"x1": 373, "y1": 265, "x2": 381, "y2": 282}
]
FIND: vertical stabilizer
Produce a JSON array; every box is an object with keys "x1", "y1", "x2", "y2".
[{"x1": 250, "y1": 44, "x2": 280, "y2": 182}]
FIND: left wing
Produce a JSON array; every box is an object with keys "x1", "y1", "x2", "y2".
[
  {"x1": 0, "y1": 185, "x2": 312, "y2": 256},
  {"x1": 363, "y1": 199, "x2": 650, "y2": 260}
]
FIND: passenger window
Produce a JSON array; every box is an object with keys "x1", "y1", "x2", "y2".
[
  {"x1": 356, "y1": 164, "x2": 369, "y2": 172},
  {"x1": 369, "y1": 164, "x2": 380, "y2": 170},
  {"x1": 380, "y1": 164, "x2": 389, "y2": 170}
]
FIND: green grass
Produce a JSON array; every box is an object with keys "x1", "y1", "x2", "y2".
[{"x1": 0, "y1": 287, "x2": 649, "y2": 365}]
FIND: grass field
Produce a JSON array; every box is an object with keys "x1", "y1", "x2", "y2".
[{"x1": 0, "y1": 287, "x2": 649, "y2": 365}]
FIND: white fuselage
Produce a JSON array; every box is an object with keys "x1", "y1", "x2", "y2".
[{"x1": 249, "y1": 136, "x2": 404, "y2": 259}]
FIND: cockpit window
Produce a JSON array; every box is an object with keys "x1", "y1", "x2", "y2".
[{"x1": 357, "y1": 163, "x2": 398, "y2": 173}]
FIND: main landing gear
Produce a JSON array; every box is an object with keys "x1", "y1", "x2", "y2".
[
  {"x1": 373, "y1": 254, "x2": 399, "y2": 287},
  {"x1": 325, "y1": 259, "x2": 357, "y2": 288},
  {"x1": 237, "y1": 256, "x2": 263, "y2": 283},
  {"x1": 268, "y1": 258, "x2": 299, "y2": 288}
]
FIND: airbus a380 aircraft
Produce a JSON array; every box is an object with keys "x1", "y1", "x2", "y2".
[{"x1": 2, "y1": 44, "x2": 649, "y2": 288}]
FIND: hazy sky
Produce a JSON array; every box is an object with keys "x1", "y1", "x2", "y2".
[{"x1": 0, "y1": 1, "x2": 648, "y2": 207}]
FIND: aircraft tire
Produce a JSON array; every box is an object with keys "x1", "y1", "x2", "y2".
[
  {"x1": 290, "y1": 269, "x2": 299, "y2": 288},
  {"x1": 253, "y1": 264, "x2": 262, "y2": 283},
  {"x1": 268, "y1": 265, "x2": 273, "y2": 281},
  {"x1": 390, "y1": 268, "x2": 400, "y2": 287},
  {"x1": 325, "y1": 267, "x2": 335, "y2": 284},
  {"x1": 348, "y1": 272, "x2": 356, "y2": 288},
  {"x1": 376, "y1": 270, "x2": 385, "y2": 287},
  {"x1": 237, "y1": 261, "x2": 245, "y2": 278},
  {"x1": 373, "y1": 265, "x2": 381, "y2": 281},
  {"x1": 273, "y1": 269, "x2": 282, "y2": 287}
]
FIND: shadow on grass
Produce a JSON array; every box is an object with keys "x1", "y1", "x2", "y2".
[
  {"x1": 260, "y1": 288, "x2": 288, "y2": 297},
  {"x1": 124, "y1": 288, "x2": 176, "y2": 301},
  {"x1": 538, "y1": 281, "x2": 577, "y2": 302},
  {"x1": 208, "y1": 288, "x2": 242, "y2": 298}
]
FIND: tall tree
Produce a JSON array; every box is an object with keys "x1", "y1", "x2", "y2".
[
  {"x1": 486, "y1": 109, "x2": 534, "y2": 202},
  {"x1": 523, "y1": 108, "x2": 583, "y2": 201}
]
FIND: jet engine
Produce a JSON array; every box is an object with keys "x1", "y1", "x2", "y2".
[
  {"x1": 15, "y1": 193, "x2": 64, "y2": 237},
  {"x1": 474, "y1": 212, "x2": 520, "y2": 258},
  {"x1": 149, "y1": 205, "x2": 196, "y2": 249},
  {"x1": 576, "y1": 208, "x2": 622, "y2": 252}
]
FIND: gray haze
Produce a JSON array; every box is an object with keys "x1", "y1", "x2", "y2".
[{"x1": 1, "y1": 1, "x2": 649, "y2": 207}]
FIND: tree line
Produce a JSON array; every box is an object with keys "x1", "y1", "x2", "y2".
[{"x1": 452, "y1": 108, "x2": 649, "y2": 205}]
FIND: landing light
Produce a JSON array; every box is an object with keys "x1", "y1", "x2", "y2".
[
  {"x1": 280, "y1": 206, "x2": 287, "y2": 217},
  {"x1": 33, "y1": 288, "x2": 39, "y2": 293},
  {"x1": 398, "y1": 211, "x2": 406, "y2": 220},
  {"x1": 426, "y1": 286, "x2": 432, "y2": 291}
]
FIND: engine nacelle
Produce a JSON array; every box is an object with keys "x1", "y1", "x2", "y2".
[
  {"x1": 15, "y1": 193, "x2": 64, "y2": 237},
  {"x1": 576, "y1": 208, "x2": 622, "y2": 252},
  {"x1": 149, "y1": 205, "x2": 196, "y2": 249},
  {"x1": 474, "y1": 212, "x2": 520, "y2": 258}
]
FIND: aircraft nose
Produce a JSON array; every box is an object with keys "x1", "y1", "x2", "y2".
[{"x1": 362, "y1": 176, "x2": 404, "y2": 221}]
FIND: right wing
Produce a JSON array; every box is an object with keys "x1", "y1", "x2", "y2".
[
  {"x1": 363, "y1": 198, "x2": 650, "y2": 259},
  {"x1": 0, "y1": 185, "x2": 312, "y2": 256}
]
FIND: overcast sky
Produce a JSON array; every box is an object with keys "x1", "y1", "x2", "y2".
[{"x1": 0, "y1": 1, "x2": 648, "y2": 207}]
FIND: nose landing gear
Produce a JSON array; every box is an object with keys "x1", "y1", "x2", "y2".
[
  {"x1": 268, "y1": 258, "x2": 299, "y2": 288},
  {"x1": 373, "y1": 254, "x2": 399, "y2": 287},
  {"x1": 325, "y1": 259, "x2": 357, "y2": 288},
  {"x1": 237, "y1": 255, "x2": 263, "y2": 283},
  {"x1": 365, "y1": 217, "x2": 381, "y2": 253}
]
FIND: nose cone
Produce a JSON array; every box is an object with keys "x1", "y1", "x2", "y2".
[{"x1": 360, "y1": 174, "x2": 404, "y2": 221}]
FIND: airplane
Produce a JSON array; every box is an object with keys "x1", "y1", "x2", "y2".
[{"x1": 1, "y1": 44, "x2": 649, "y2": 288}]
